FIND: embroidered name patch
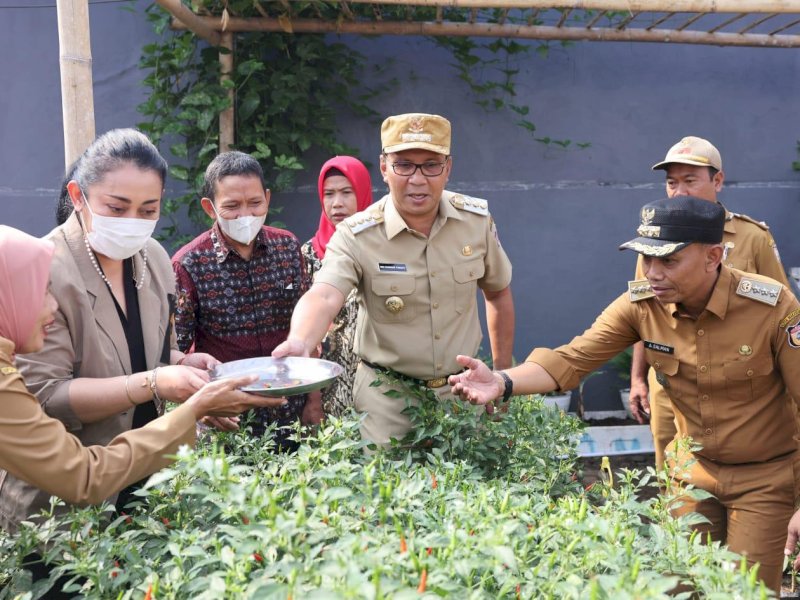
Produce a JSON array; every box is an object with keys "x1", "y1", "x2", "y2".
[
  {"x1": 644, "y1": 340, "x2": 674, "y2": 354},
  {"x1": 378, "y1": 263, "x2": 407, "y2": 273}
]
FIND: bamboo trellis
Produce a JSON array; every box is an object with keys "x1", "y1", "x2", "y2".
[{"x1": 153, "y1": 0, "x2": 800, "y2": 149}]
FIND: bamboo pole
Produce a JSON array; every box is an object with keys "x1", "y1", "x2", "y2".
[
  {"x1": 219, "y1": 32, "x2": 235, "y2": 152},
  {"x1": 173, "y1": 15, "x2": 800, "y2": 47},
  {"x1": 154, "y1": 0, "x2": 221, "y2": 46},
  {"x1": 56, "y1": 0, "x2": 95, "y2": 169},
  {"x1": 340, "y1": 0, "x2": 800, "y2": 12}
]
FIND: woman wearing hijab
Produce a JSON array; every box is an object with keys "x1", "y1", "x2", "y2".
[
  {"x1": 0, "y1": 129, "x2": 232, "y2": 538},
  {"x1": 301, "y1": 156, "x2": 373, "y2": 417},
  {"x1": 0, "y1": 224, "x2": 279, "y2": 505}
]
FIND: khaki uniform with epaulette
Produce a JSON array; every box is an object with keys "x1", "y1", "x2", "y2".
[{"x1": 315, "y1": 190, "x2": 512, "y2": 443}]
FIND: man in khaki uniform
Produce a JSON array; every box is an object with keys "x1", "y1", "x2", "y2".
[
  {"x1": 274, "y1": 113, "x2": 514, "y2": 445},
  {"x1": 449, "y1": 196, "x2": 800, "y2": 593},
  {"x1": 627, "y1": 136, "x2": 790, "y2": 472}
]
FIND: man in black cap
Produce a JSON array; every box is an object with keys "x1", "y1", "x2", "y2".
[{"x1": 449, "y1": 196, "x2": 800, "y2": 594}]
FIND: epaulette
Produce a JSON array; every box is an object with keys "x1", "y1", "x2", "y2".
[
  {"x1": 730, "y1": 212, "x2": 769, "y2": 231},
  {"x1": 345, "y1": 211, "x2": 384, "y2": 235},
  {"x1": 450, "y1": 194, "x2": 489, "y2": 216},
  {"x1": 736, "y1": 277, "x2": 782, "y2": 306},
  {"x1": 628, "y1": 279, "x2": 654, "y2": 302}
]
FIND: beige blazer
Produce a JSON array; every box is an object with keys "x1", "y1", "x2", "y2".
[{"x1": 0, "y1": 214, "x2": 178, "y2": 532}]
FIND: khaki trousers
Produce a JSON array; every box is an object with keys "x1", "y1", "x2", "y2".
[
  {"x1": 353, "y1": 362, "x2": 455, "y2": 446},
  {"x1": 648, "y1": 369, "x2": 678, "y2": 473},
  {"x1": 670, "y1": 448, "x2": 800, "y2": 594}
]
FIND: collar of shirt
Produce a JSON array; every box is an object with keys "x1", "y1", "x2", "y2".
[
  {"x1": 721, "y1": 204, "x2": 736, "y2": 234},
  {"x1": 383, "y1": 193, "x2": 464, "y2": 240},
  {"x1": 210, "y1": 222, "x2": 267, "y2": 264},
  {"x1": 670, "y1": 265, "x2": 731, "y2": 321},
  {"x1": 0, "y1": 337, "x2": 14, "y2": 362}
]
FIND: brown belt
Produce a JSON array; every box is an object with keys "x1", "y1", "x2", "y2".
[{"x1": 360, "y1": 360, "x2": 454, "y2": 389}]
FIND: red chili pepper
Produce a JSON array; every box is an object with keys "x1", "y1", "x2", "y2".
[
  {"x1": 111, "y1": 570, "x2": 118, "y2": 578},
  {"x1": 399, "y1": 536, "x2": 407, "y2": 554},
  {"x1": 417, "y1": 569, "x2": 427, "y2": 593},
  {"x1": 161, "y1": 517, "x2": 170, "y2": 526},
  {"x1": 144, "y1": 584, "x2": 153, "y2": 600},
  {"x1": 121, "y1": 512, "x2": 132, "y2": 524},
  {"x1": 426, "y1": 547, "x2": 432, "y2": 556},
  {"x1": 430, "y1": 472, "x2": 438, "y2": 490},
  {"x1": 253, "y1": 552, "x2": 264, "y2": 563},
  {"x1": 515, "y1": 583, "x2": 521, "y2": 598},
  {"x1": 242, "y1": 516, "x2": 250, "y2": 525}
]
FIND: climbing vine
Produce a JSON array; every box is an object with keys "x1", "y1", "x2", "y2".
[{"x1": 138, "y1": 2, "x2": 587, "y2": 242}]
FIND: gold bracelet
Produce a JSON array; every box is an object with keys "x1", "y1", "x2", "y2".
[
  {"x1": 149, "y1": 367, "x2": 162, "y2": 403},
  {"x1": 124, "y1": 375, "x2": 137, "y2": 406}
]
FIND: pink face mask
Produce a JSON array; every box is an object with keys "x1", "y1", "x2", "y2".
[{"x1": 0, "y1": 226, "x2": 54, "y2": 349}]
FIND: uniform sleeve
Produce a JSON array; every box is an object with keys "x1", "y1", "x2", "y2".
[
  {"x1": 754, "y1": 231, "x2": 790, "y2": 287},
  {"x1": 172, "y1": 259, "x2": 199, "y2": 353},
  {"x1": 775, "y1": 296, "x2": 800, "y2": 403},
  {"x1": 525, "y1": 293, "x2": 641, "y2": 391},
  {"x1": 312, "y1": 227, "x2": 362, "y2": 298},
  {"x1": 478, "y1": 215, "x2": 513, "y2": 292},
  {"x1": 0, "y1": 358, "x2": 196, "y2": 505}
]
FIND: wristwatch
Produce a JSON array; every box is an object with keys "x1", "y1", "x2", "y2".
[{"x1": 497, "y1": 371, "x2": 513, "y2": 402}]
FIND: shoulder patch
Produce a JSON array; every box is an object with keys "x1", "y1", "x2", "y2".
[
  {"x1": 736, "y1": 277, "x2": 782, "y2": 306},
  {"x1": 345, "y1": 211, "x2": 384, "y2": 235},
  {"x1": 628, "y1": 279, "x2": 655, "y2": 302},
  {"x1": 780, "y1": 307, "x2": 800, "y2": 329},
  {"x1": 731, "y1": 212, "x2": 770, "y2": 231},
  {"x1": 450, "y1": 194, "x2": 489, "y2": 216}
]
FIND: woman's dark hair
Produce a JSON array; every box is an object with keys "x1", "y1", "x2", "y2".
[
  {"x1": 72, "y1": 128, "x2": 168, "y2": 192},
  {"x1": 55, "y1": 159, "x2": 80, "y2": 225},
  {"x1": 323, "y1": 167, "x2": 345, "y2": 180}
]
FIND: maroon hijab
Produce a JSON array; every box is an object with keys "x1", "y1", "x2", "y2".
[{"x1": 311, "y1": 156, "x2": 373, "y2": 259}]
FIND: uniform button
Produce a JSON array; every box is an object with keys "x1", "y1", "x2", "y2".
[
  {"x1": 704, "y1": 428, "x2": 713, "y2": 436},
  {"x1": 727, "y1": 263, "x2": 734, "y2": 268},
  {"x1": 436, "y1": 363, "x2": 443, "y2": 370},
  {"x1": 701, "y1": 394, "x2": 709, "y2": 401},
  {"x1": 434, "y1": 333, "x2": 441, "y2": 340},
  {"x1": 746, "y1": 369, "x2": 754, "y2": 377},
  {"x1": 697, "y1": 329, "x2": 705, "y2": 336},
  {"x1": 469, "y1": 270, "x2": 474, "y2": 277},
  {"x1": 432, "y1": 302, "x2": 439, "y2": 309},
  {"x1": 391, "y1": 285, "x2": 398, "y2": 292},
  {"x1": 654, "y1": 361, "x2": 661, "y2": 370},
  {"x1": 699, "y1": 365, "x2": 707, "y2": 373},
  {"x1": 431, "y1": 272, "x2": 436, "y2": 278}
]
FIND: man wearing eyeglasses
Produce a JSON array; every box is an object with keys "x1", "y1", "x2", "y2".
[{"x1": 274, "y1": 112, "x2": 514, "y2": 445}]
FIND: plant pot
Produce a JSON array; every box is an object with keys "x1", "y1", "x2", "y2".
[{"x1": 543, "y1": 393, "x2": 571, "y2": 412}]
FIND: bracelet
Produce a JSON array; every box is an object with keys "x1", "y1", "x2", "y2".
[
  {"x1": 123, "y1": 375, "x2": 137, "y2": 406},
  {"x1": 176, "y1": 355, "x2": 186, "y2": 366},
  {"x1": 147, "y1": 367, "x2": 162, "y2": 403},
  {"x1": 498, "y1": 371, "x2": 514, "y2": 403}
]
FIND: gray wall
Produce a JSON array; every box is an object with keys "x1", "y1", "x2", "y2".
[{"x1": 3, "y1": 3, "x2": 799, "y2": 406}]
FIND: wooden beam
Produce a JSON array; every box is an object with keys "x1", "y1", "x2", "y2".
[
  {"x1": 340, "y1": 0, "x2": 800, "y2": 12},
  {"x1": 56, "y1": 0, "x2": 95, "y2": 169},
  {"x1": 154, "y1": 0, "x2": 221, "y2": 46},
  {"x1": 173, "y1": 15, "x2": 800, "y2": 47},
  {"x1": 219, "y1": 32, "x2": 235, "y2": 152}
]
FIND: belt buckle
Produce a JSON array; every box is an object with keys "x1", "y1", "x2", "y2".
[{"x1": 425, "y1": 377, "x2": 447, "y2": 389}]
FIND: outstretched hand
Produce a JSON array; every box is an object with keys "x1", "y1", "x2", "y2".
[
  {"x1": 185, "y1": 375, "x2": 288, "y2": 419},
  {"x1": 785, "y1": 510, "x2": 800, "y2": 569},
  {"x1": 272, "y1": 338, "x2": 310, "y2": 359},
  {"x1": 448, "y1": 355, "x2": 504, "y2": 406}
]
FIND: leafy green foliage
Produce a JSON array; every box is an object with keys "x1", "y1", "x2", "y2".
[{"x1": 0, "y1": 406, "x2": 769, "y2": 598}]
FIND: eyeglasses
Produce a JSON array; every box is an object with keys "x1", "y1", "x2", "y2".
[{"x1": 388, "y1": 158, "x2": 449, "y2": 177}]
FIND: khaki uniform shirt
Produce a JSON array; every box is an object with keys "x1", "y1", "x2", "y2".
[
  {"x1": 0, "y1": 338, "x2": 195, "y2": 522},
  {"x1": 315, "y1": 191, "x2": 512, "y2": 380},
  {"x1": 528, "y1": 266, "x2": 800, "y2": 465},
  {"x1": 634, "y1": 208, "x2": 788, "y2": 285}
]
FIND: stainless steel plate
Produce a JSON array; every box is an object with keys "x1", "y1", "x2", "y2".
[{"x1": 210, "y1": 356, "x2": 344, "y2": 397}]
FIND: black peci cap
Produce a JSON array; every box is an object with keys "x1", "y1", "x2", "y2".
[{"x1": 619, "y1": 196, "x2": 725, "y2": 257}]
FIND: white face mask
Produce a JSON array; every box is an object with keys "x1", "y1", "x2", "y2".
[
  {"x1": 213, "y1": 205, "x2": 266, "y2": 245},
  {"x1": 81, "y1": 194, "x2": 158, "y2": 260}
]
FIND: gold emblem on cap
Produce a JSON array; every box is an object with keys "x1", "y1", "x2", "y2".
[
  {"x1": 739, "y1": 345, "x2": 752, "y2": 356},
  {"x1": 408, "y1": 116, "x2": 425, "y2": 133},
  {"x1": 461, "y1": 245, "x2": 473, "y2": 256},
  {"x1": 385, "y1": 296, "x2": 404, "y2": 313},
  {"x1": 641, "y1": 208, "x2": 655, "y2": 225}
]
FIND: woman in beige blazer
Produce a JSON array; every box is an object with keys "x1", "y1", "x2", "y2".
[{"x1": 0, "y1": 129, "x2": 240, "y2": 536}]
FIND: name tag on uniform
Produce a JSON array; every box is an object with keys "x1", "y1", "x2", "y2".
[
  {"x1": 378, "y1": 263, "x2": 407, "y2": 272},
  {"x1": 644, "y1": 340, "x2": 674, "y2": 354}
]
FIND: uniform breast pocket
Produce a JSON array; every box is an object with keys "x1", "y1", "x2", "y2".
[
  {"x1": 723, "y1": 355, "x2": 775, "y2": 405},
  {"x1": 452, "y1": 259, "x2": 485, "y2": 314},
  {"x1": 367, "y1": 275, "x2": 416, "y2": 323},
  {"x1": 646, "y1": 351, "x2": 681, "y2": 397}
]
